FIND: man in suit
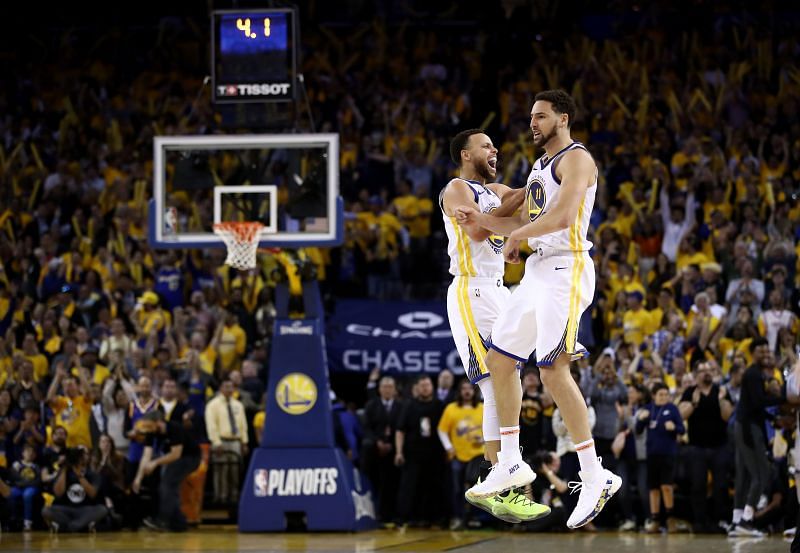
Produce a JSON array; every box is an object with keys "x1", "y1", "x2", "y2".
[{"x1": 361, "y1": 375, "x2": 403, "y2": 526}]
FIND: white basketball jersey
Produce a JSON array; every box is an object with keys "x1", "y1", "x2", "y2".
[
  {"x1": 440, "y1": 179, "x2": 505, "y2": 278},
  {"x1": 525, "y1": 142, "x2": 596, "y2": 252}
]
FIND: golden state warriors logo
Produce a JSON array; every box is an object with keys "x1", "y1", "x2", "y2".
[
  {"x1": 485, "y1": 206, "x2": 505, "y2": 253},
  {"x1": 276, "y1": 373, "x2": 317, "y2": 415},
  {"x1": 527, "y1": 178, "x2": 546, "y2": 222}
]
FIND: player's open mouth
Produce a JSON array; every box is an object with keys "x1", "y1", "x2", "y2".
[
  {"x1": 533, "y1": 131, "x2": 541, "y2": 139},
  {"x1": 488, "y1": 156, "x2": 497, "y2": 169}
]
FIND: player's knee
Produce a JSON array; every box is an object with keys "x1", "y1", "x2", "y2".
[
  {"x1": 477, "y1": 378, "x2": 496, "y2": 407},
  {"x1": 538, "y1": 366, "x2": 556, "y2": 388},
  {"x1": 485, "y1": 349, "x2": 517, "y2": 374}
]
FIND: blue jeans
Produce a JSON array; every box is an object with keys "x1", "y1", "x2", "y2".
[
  {"x1": 11, "y1": 486, "x2": 38, "y2": 521},
  {"x1": 159, "y1": 456, "x2": 200, "y2": 530},
  {"x1": 450, "y1": 458, "x2": 469, "y2": 520}
]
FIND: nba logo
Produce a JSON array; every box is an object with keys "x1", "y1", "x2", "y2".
[{"x1": 254, "y1": 469, "x2": 269, "y2": 497}]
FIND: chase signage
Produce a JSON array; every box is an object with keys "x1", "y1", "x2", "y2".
[{"x1": 327, "y1": 300, "x2": 460, "y2": 374}]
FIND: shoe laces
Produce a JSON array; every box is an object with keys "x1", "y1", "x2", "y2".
[
  {"x1": 508, "y1": 490, "x2": 537, "y2": 507},
  {"x1": 567, "y1": 481, "x2": 583, "y2": 495}
]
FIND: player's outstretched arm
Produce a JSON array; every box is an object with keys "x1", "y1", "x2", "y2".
[
  {"x1": 509, "y1": 150, "x2": 594, "y2": 242},
  {"x1": 454, "y1": 191, "x2": 527, "y2": 237}
]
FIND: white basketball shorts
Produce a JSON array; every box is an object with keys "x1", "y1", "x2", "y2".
[
  {"x1": 446, "y1": 275, "x2": 510, "y2": 383},
  {"x1": 489, "y1": 247, "x2": 594, "y2": 366}
]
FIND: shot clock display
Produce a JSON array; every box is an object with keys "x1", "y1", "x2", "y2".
[{"x1": 212, "y1": 8, "x2": 297, "y2": 103}]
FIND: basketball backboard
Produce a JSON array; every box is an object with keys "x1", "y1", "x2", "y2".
[{"x1": 148, "y1": 133, "x2": 342, "y2": 249}]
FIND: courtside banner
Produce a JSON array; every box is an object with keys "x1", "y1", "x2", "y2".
[{"x1": 326, "y1": 300, "x2": 462, "y2": 375}]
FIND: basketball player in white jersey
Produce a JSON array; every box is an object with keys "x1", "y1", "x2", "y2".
[
  {"x1": 440, "y1": 129, "x2": 549, "y2": 523},
  {"x1": 456, "y1": 90, "x2": 621, "y2": 529}
]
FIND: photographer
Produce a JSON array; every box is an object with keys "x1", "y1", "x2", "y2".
[
  {"x1": 528, "y1": 450, "x2": 568, "y2": 531},
  {"x1": 133, "y1": 409, "x2": 201, "y2": 532},
  {"x1": 42, "y1": 446, "x2": 107, "y2": 533}
]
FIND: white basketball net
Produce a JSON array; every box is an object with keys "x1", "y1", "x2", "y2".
[{"x1": 213, "y1": 222, "x2": 264, "y2": 270}]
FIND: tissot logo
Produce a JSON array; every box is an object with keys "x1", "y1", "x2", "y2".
[
  {"x1": 217, "y1": 83, "x2": 291, "y2": 97},
  {"x1": 397, "y1": 311, "x2": 444, "y2": 329}
]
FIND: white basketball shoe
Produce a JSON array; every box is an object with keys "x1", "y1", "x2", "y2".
[
  {"x1": 465, "y1": 451, "x2": 535, "y2": 500},
  {"x1": 566, "y1": 465, "x2": 622, "y2": 529}
]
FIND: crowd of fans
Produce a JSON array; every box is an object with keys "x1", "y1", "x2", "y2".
[{"x1": 0, "y1": 0, "x2": 799, "y2": 537}]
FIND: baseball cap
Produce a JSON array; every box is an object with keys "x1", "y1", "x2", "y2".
[
  {"x1": 139, "y1": 291, "x2": 159, "y2": 306},
  {"x1": 601, "y1": 347, "x2": 616, "y2": 361}
]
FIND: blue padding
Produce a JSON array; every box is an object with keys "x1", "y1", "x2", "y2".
[{"x1": 239, "y1": 447, "x2": 376, "y2": 531}]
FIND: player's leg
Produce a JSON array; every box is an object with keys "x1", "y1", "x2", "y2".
[
  {"x1": 466, "y1": 269, "x2": 538, "y2": 499},
  {"x1": 477, "y1": 378, "x2": 500, "y2": 465},
  {"x1": 536, "y1": 252, "x2": 621, "y2": 528},
  {"x1": 447, "y1": 279, "x2": 501, "y2": 517},
  {"x1": 474, "y1": 377, "x2": 550, "y2": 523}
]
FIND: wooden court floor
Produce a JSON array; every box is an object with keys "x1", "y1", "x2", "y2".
[{"x1": 0, "y1": 527, "x2": 787, "y2": 552}]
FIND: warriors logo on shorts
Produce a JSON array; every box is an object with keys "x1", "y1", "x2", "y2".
[{"x1": 527, "y1": 178, "x2": 546, "y2": 222}]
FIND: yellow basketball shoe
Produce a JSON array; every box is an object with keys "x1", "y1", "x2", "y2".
[
  {"x1": 492, "y1": 489, "x2": 551, "y2": 523},
  {"x1": 465, "y1": 478, "x2": 521, "y2": 523}
]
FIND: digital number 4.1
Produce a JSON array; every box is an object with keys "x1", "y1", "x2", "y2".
[{"x1": 236, "y1": 18, "x2": 271, "y2": 39}]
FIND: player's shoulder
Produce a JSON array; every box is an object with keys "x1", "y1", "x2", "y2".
[
  {"x1": 444, "y1": 177, "x2": 474, "y2": 191},
  {"x1": 561, "y1": 143, "x2": 596, "y2": 165},
  {"x1": 442, "y1": 178, "x2": 480, "y2": 202}
]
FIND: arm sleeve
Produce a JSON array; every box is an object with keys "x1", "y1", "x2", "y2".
[{"x1": 437, "y1": 429, "x2": 453, "y2": 451}]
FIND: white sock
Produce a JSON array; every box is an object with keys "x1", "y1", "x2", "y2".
[
  {"x1": 732, "y1": 509, "x2": 743, "y2": 524},
  {"x1": 743, "y1": 505, "x2": 754, "y2": 522},
  {"x1": 575, "y1": 439, "x2": 602, "y2": 478},
  {"x1": 499, "y1": 426, "x2": 521, "y2": 461}
]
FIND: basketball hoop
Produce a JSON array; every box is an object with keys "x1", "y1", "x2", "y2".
[{"x1": 213, "y1": 222, "x2": 264, "y2": 270}]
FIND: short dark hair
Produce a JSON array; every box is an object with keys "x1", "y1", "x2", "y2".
[
  {"x1": 534, "y1": 89, "x2": 577, "y2": 128},
  {"x1": 450, "y1": 129, "x2": 484, "y2": 166},
  {"x1": 750, "y1": 336, "x2": 769, "y2": 353},
  {"x1": 650, "y1": 382, "x2": 669, "y2": 395}
]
